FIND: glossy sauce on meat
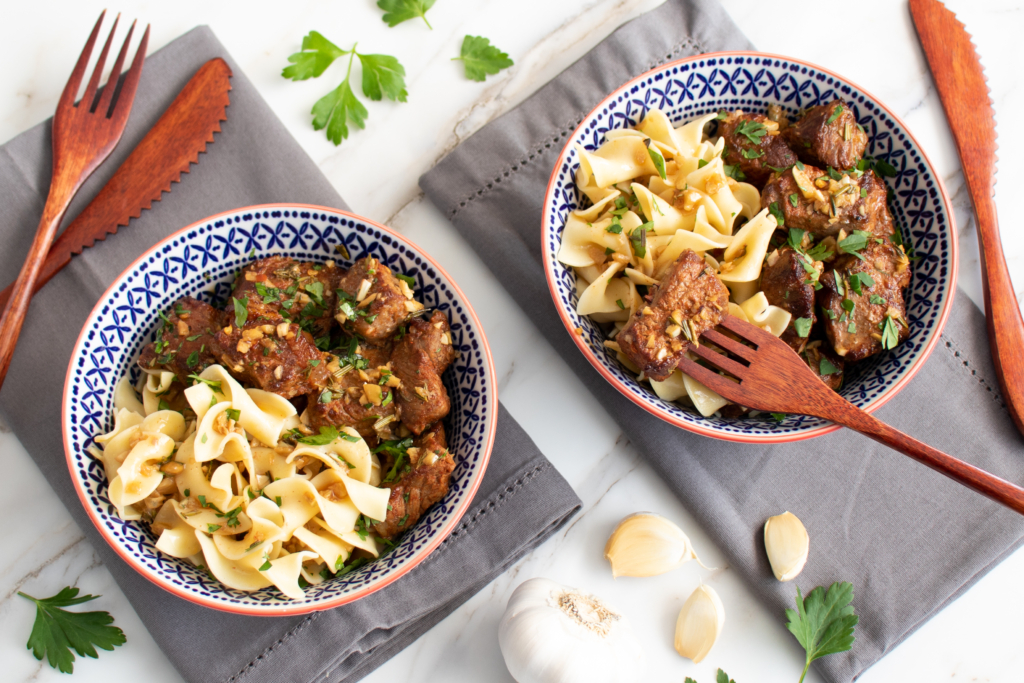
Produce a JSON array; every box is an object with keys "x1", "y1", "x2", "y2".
[
  {"x1": 392, "y1": 310, "x2": 457, "y2": 435},
  {"x1": 784, "y1": 100, "x2": 868, "y2": 170},
  {"x1": 373, "y1": 422, "x2": 455, "y2": 539},
  {"x1": 137, "y1": 297, "x2": 226, "y2": 384},
  {"x1": 617, "y1": 249, "x2": 729, "y2": 381},
  {"x1": 718, "y1": 111, "x2": 798, "y2": 187},
  {"x1": 761, "y1": 247, "x2": 818, "y2": 353},
  {"x1": 335, "y1": 257, "x2": 414, "y2": 342},
  {"x1": 306, "y1": 342, "x2": 397, "y2": 442}
]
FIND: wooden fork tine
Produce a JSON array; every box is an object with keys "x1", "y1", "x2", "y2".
[
  {"x1": 109, "y1": 24, "x2": 149, "y2": 121},
  {"x1": 676, "y1": 356, "x2": 742, "y2": 401},
  {"x1": 95, "y1": 19, "x2": 135, "y2": 117},
  {"x1": 701, "y1": 328, "x2": 757, "y2": 362},
  {"x1": 687, "y1": 342, "x2": 748, "y2": 379},
  {"x1": 57, "y1": 10, "x2": 106, "y2": 112},
  {"x1": 80, "y1": 13, "x2": 119, "y2": 113}
]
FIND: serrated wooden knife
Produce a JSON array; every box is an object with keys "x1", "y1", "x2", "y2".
[
  {"x1": 909, "y1": 0, "x2": 1024, "y2": 436},
  {"x1": 0, "y1": 57, "x2": 232, "y2": 308}
]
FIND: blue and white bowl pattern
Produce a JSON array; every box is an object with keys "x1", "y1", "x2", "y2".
[
  {"x1": 63, "y1": 205, "x2": 495, "y2": 613},
  {"x1": 543, "y1": 53, "x2": 955, "y2": 441}
]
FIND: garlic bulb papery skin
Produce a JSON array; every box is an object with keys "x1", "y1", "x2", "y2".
[
  {"x1": 498, "y1": 577, "x2": 646, "y2": 683},
  {"x1": 604, "y1": 512, "x2": 709, "y2": 578},
  {"x1": 764, "y1": 511, "x2": 809, "y2": 581},
  {"x1": 674, "y1": 583, "x2": 725, "y2": 663}
]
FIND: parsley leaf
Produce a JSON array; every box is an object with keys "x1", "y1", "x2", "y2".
[
  {"x1": 312, "y1": 72, "x2": 368, "y2": 146},
  {"x1": 838, "y1": 230, "x2": 871, "y2": 260},
  {"x1": 647, "y1": 143, "x2": 667, "y2": 179},
  {"x1": 770, "y1": 412, "x2": 786, "y2": 423},
  {"x1": 377, "y1": 0, "x2": 435, "y2": 29},
  {"x1": 768, "y1": 201, "x2": 785, "y2": 227},
  {"x1": 793, "y1": 317, "x2": 812, "y2": 338},
  {"x1": 299, "y1": 426, "x2": 340, "y2": 445},
  {"x1": 819, "y1": 357, "x2": 839, "y2": 375},
  {"x1": 18, "y1": 587, "x2": 126, "y2": 674},
  {"x1": 357, "y1": 53, "x2": 408, "y2": 102},
  {"x1": 281, "y1": 31, "x2": 347, "y2": 80},
  {"x1": 629, "y1": 226, "x2": 648, "y2": 259},
  {"x1": 717, "y1": 670, "x2": 737, "y2": 683},
  {"x1": 232, "y1": 296, "x2": 248, "y2": 328},
  {"x1": 870, "y1": 294, "x2": 887, "y2": 305},
  {"x1": 786, "y1": 582, "x2": 858, "y2": 683},
  {"x1": 734, "y1": 119, "x2": 767, "y2": 145},
  {"x1": 188, "y1": 374, "x2": 222, "y2": 393},
  {"x1": 848, "y1": 272, "x2": 875, "y2": 295},
  {"x1": 741, "y1": 147, "x2": 764, "y2": 159},
  {"x1": 453, "y1": 35, "x2": 514, "y2": 82},
  {"x1": 881, "y1": 316, "x2": 900, "y2": 350},
  {"x1": 826, "y1": 104, "x2": 844, "y2": 125},
  {"x1": 789, "y1": 193, "x2": 799, "y2": 207},
  {"x1": 723, "y1": 164, "x2": 746, "y2": 181}
]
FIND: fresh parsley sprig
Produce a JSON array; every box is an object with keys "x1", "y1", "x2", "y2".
[
  {"x1": 378, "y1": 0, "x2": 436, "y2": 29},
  {"x1": 19, "y1": 587, "x2": 127, "y2": 674},
  {"x1": 685, "y1": 670, "x2": 736, "y2": 683},
  {"x1": 786, "y1": 582, "x2": 859, "y2": 683},
  {"x1": 453, "y1": 35, "x2": 514, "y2": 82},
  {"x1": 283, "y1": 32, "x2": 408, "y2": 145}
]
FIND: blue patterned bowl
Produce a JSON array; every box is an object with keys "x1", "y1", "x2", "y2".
[
  {"x1": 62, "y1": 205, "x2": 497, "y2": 615},
  {"x1": 542, "y1": 52, "x2": 957, "y2": 443}
]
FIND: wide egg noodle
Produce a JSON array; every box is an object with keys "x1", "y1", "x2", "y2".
[
  {"x1": 262, "y1": 550, "x2": 318, "y2": 600},
  {"x1": 653, "y1": 229, "x2": 730, "y2": 280},
  {"x1": 153, "y1": 500, "x2": 202, "y2": 558},
  {"x1": 574, "y1": 144, "x2": 621, "y2": 204},
  {"x1": 109, "y1": 432, "x2": 174, "y2": 511},
  {"x1": 194, "y1": 529, "x2": 273, "y2": 592},
  {"x1": 293, "y1": 526, "x2": 352, "y2": 573},
  {"x1": 578, "y1": 137, "x2": 659, "y2": 188},
  {"x1": 556, "y1": 214, "x2": 628, "y2": 268},
  {"x1": 192, "y1": 365, "x2": 288, "y2": 446},
  {"x1": 577, "y1": 261, "x2": 625, "y2": 316},
  {"x1": 717, "y1": 208, "x2": 777, "y2": 283},
  {"x1": 672, "y1": 112, "x2": 718, "y2": 157},
  {"x1": 113, "y1": 376, "x2": 146, "y2": 416},
  {"x1": 213, "y1": 515, "x2": 284, "y2": 561},
  {"x1": 636, "y1": 109, "x2": 682, "y2": 156},
  {"x1": 740, "y1": 291, "x2": 793, "y2": 337},
  {"x1": 573, "y1": 191, "x2": 621, "y2": 223},
  {"x1": 142, "y1": 370, "x2": 176, "y2": 416},
  {"x1": 632, "y1": 183, "x2": 687, "y2": 236},
  {"x1": 682, "y1": 371, "x2": 730, "y2": 417},
  {"x1": 193, "y1": 400, "x2": 256, "y2": 489}
]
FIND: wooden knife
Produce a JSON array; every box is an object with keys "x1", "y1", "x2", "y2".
[
  {"x1": 0, "y1": 57, "x2": 232, "y2": 308},
  {"x1": 909, "y1": 0, "x2": 1024, "y2": 436}
]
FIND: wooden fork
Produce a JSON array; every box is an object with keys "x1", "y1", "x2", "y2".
[
  {"x1": 0, "y1": 11, "x2": 149, "y2": 388},
  {"x1": 680, "y1": 315, "x2": 1024, "y2": 516}
]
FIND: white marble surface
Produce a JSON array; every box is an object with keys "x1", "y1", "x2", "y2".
[{"x1": 1, "y1": 0, "x2": 1022, "y2": 681}]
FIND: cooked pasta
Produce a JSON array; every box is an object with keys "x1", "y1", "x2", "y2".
[
  {"x1": 91, "y1": 364, "x2": 393, "y2": 600},
  {"x1": 559, "y1": 107, "x2": 792, "y2": 417}
]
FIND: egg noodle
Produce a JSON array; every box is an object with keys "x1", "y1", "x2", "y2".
[
  {"x1": 558, "y1": 108, "x2": 790, "y2": 417},
  {"x1": 90, "y1": 364, "x2": 391, "y2": 600}
]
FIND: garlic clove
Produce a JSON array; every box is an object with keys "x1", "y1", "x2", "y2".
[
  {"x1": 674, "y1": 583, "x2": 725, "y2": 663},
  {"x1": 604, "y1": 512, "x2": 709, "y2": 578},
  {"x1": 764, "y1": 511, "x2": 809, "y2": 582},
  {"x1": 498, "y1": 577, "x2": 646, "y2": 683}
]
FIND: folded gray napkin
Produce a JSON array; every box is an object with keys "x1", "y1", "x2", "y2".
[
  {"x1": 420, "y1": 0, "x2": 1024, "y2": 680},
  {"x1": 0, "y1": 26, "x2": 580, "y2": 683}
]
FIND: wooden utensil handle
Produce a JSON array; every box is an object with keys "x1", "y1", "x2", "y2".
[
  {"x1": 824, "y1": 393, "x2": 1024, "y2": 515},
  {"x1": 971, "y1": 191, "x2": 1024, "y2": 437},
  {"x1": 0, "y1": 186, "x2": 72, "y2": 387}
]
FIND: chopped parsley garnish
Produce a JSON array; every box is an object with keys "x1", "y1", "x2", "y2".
[
  {"x1": 646, "y1": 141, "x2": 667, "y2": 179},
  {"x1": 880, "y1": 316, "x2": 900, "y2": 350},
  {"x1": 215, "y1": 506, "x2": 243, "y2": 528},
  {"x1": 826, "y1": 104, "x2": 844, "y2": 125},
  {"x1": 340, "y1": 432, "x2": 362, "y2": 443},
  {"x1": 860, "y1": 187, "x2": 868, "y2": 198},
  {"x1": 838, "y1": 230, "x2": 872, "y2": 260},
  {"x1": 741, "y1": 147, "x2": 764, "y2": 159},
  {"x1": 396, "y1": 273, "x2": 416, "y2": 287},
  {"x1": 697, "y1": 159, "x2": 709, "y2": 169},
  {"x1": 848, "y1": 272, "x2": 875, "y2": 295},
  {"x1": 768, "y1": 201, "x2": 785, "y2": 227},
  {"x1": 869, "y1": 294, "x2": 887, "y2": 305},
  {"x1": 375, "y1": 437, "x2": 415, "y2": 482},
  {"x1": 629, "y1": 226, "x2": 647, "y2": 259},
  {"x1": 259, "y1": 554, "x2": 272, "y2": 571},
  {"x1": 232, "y1": 296, "x2": 248, "y2": 328},
  {"x1": 185, "y1": 350, "x2": 199, "y2": 368},
  {"x1": 819, "y1": 357, "x2": 840, "y2": 375},
  {"x1": 793, "y1": 317, "x2": 812, "y2": 338},
  {"x1": 298, "y1": 426, "x2": 340, "y2": 445},
  {"x1": 206, "y1": 524, "x2": 221, "y2": 533},
  {"x1": 616, "y1": 299, "x2": 625, "y2": 310},
  {"x1": 734, "y1": 119, "x2": 767, "y2": 145},
  {"x1": 787, "y1": 228, "x2": 807, "y2": 252},
  {"x1": 723, "y1": 164, "x2": 746, "y2": 181},
  {"x1": 337, "y1": 556, "x2": 370, "y2": 576},
  {"x1": 189, "y1": 374, "x2": 222, "y2": 393},
  {"x1": 770, "y1": 412, "x2": 786, "y2": 423},
  {"x1": 606, "y1": 217, "x2": 623, "y2": 234},
  {"x1": 225, "y1": 408, "x2": 241, "y2": 422},
  {"x1": 319, "y1": 389, "x2": 333, "y2": 404},
  {"x1": 847, "y1": 322, "x2": 857, "y2": 334},
  {"x1": 158, "y1": 399, "x2": 171, "y2": 412},
  {"x1": 789, "y1": 193, "x2": 799, "y2": 207},
  {"x1": 841, "y1": 299, "x2": 855, "y2": 313},
  {"x1": 805, "y1": 242, "x2": 834, "y2": 262},
  {"x1": 186, "y1": 334, "x2": 202, "y2": 342}
]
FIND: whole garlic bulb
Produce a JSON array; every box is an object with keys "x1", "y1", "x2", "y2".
[
  {"x1": 674, "y1": 583, "x2": 725, "y2": 663},
  {"x1": 498, "y1": 577, "x2": 645, "y2": 683},
  {"x1": 604, "y1": 512, "x2": 709, "y2": 578}
]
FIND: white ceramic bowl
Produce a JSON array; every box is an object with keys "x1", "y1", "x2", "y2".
[
  {"x1": 63, "y1": 204, "x2": 497, "y2": 615},
  {"x1": 542, "y1": 52, "x2": 957, "y2": 443}
]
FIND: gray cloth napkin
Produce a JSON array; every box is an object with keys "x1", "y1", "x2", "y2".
[
  {"x1": 0, "y1": 26, "x2": 580, "y2": 683},
  {"x1": 420, "y1": 0, "x2": 1024, "y2": 680}
]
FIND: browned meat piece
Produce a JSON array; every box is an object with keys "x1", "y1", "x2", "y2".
[
  {"x1": 762, "y1": 247, "x2": 818, "y2": 353},
  {"x1": 802, "y1": 342, "x2": 845, "y2": 391},
  {"x1": 617, "y1": 250, "x2": 728, "y2": 381},
  {"x1": 373, "y1": 423, "x2": 455, "y2": 539},
  {"x1": 213, "y1": 318, "x2": 329, "y2": 400},
  {"x1": 138, "y1": 297, "x2": 227, "y2": 384},
  {"x1": 784, "y1": 100, "x2": 868, "y2": 170},
  {"x1": 305, "y1": 342, "x2": 398, "y2": 441},
  {"x1": 718, "y1": 111, "x2": 798, "y2": 187},
  {"x1": 335, "y1": 257, "x2": 416, "y2": 342},
  {"x1": 230, "y1": 256, "x2": 342, "y2": 339},
  {"x1": 817, "y1": 241, "x2": 911, "y2": 361},
  {"x1": 761, "y1": 166, "x2": 892, "y2": 239},
  {"x1": 392, "y1": 310, "x2": 457, "y2": 435}
]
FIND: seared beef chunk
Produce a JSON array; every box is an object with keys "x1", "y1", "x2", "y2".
[
  {"x1": 230, "y1": 256, "x2": 342, "y2": 338},
  {"x1": 718, "y1": 111, "x2": 799, "y2": 187},
  {"x1": 392, "y1": 310, "x2": 457, "y2": 435},
  {"x1": 138, "y1": 297, "x2": 227, "y2": 384},
  {"x1": 374, "y1": 422, "x2": 455, "y2": 539},
  {"x1": 762, "y1": 247, "x2": 818, "y2": 353},
  {"x1": 336, "y1": 257, "x2": 417, "y2": 342},
  {"x1": 761, "y1": 166, "x2": 891, "y2": 239},
  {"x1": 817, "y1": 241, "x2": 911, "y2": 361},
  {"x1": 802, "y1": 342, "x2": 845, "y2": 391},
  {"x1": 305, "y1": 342, "x2": 398, "y2": 441},
  {"x1": 617, "y1": 250, "x2": 729, "y2": 381},
  {"x1": 784, "y1": 100, "x2": 868, "y2": 170},
  {"x1": 214, "y1": 318, "x2": 329, "y2": 400}
]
